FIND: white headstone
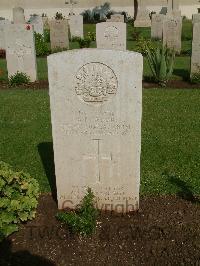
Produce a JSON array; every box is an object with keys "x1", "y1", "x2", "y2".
[
  {"x1": 151, "y1": 14, "x2": 165, "y2": 40},
  {"x1": 69, "y1": 15, "x2": 83, "y2": 38},
  {"x1": 163, "y1": 16, "x2": 182, "y2": 54},
  {"x1": 192, "y1": 14, "x2": 200, "y2": 24},
  {"x1": 29, "y1": 15, "x2": 44, "y2": 35},
  {"x1": 13, "y1": 7, "x2": 25, "y2": 24},
  {"x1": 50, "y1": 19, "x2": 69, "y2": 50},
  {"x1": 108, "y1": 14, "x2": 124, "y2": 23},
  {"x1": 48, "y1": 49, "x2": 143, "y2": 213},
  {"x1": 191, "y1": 23, "x2": 200, "y2": 77},
  {"x1": 5, "y1": 24, "x2": 37, "y2": 82},
  {"x1": 134, "y1": 0, "x2": 151, "y2": 27},
  {"x1": 0, "y1": 20, "x2": 10, "y2": 49},
  {"x1": 96, "y1": 22, "x2": 126, "y2": 51}
]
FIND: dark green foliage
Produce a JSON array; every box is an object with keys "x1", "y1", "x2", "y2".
[
  {"x1": 9, "y1": 72, "x2": 30, "y2": 87},
  {"x1": 44, "y1": 29, "x2": 50, "y2": 43},
  {"x1": 191, "y1": 73, "x2": 200, "y2": 84},
  {"x1": 56, "y1": 188, "x2": 98, "y2": 236},
  {"x1": 34, "y1": 32, "x2": 50, "y2": 56},
  {"x1": 71, "y1": 35, "x2": 92, "y2": 48},
  {"x1": 55, "y1": 12, "x2": 64, "y2": 20},
  {"x1": 0, "y1": 162, "x2": 39, "y2": 242},
  {"x1": 146, "y1": 45, "x2": 175, "y2": 87},
  {"x1": 81, "y1": 2, "x2": 112, "y2": 23},
  {"x1": 136, "y1": 37, "x2": 155, "y2": 55}
]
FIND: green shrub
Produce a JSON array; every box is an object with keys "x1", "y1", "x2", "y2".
[
  {"x1": 34, "y1": 32, "x2": 50, "y2": 56},
  {"x1": 55, "y1": 12, "x2": 64, "y2": 20},
  {"x1": 72, "y1": 36, "x2": 91, "y2": 48},
  {"x1": 56, "y1": 188, "x2": 98, "y2": 236},
  {"x1": 44, "y1": 29, "x2": 50, "y2": 43},
  {"x1": 9, "y1": 72, "x2": 30, "y2": 87},
  {"x1": 191, "y1": 72, "x2": 200, "y2": 84},
  {"x1": 87, "y1": 31, "x2": 96, "y2": 41},
  {"x1": 0, "y1": 162, "x2": 39, "y2": 242},
  {"x1": 135, "y1": 37, "x2": 155, "y2": 55},
  {"x1": 146, "y1": 45, "x2": 175, "y2": 87},
  {"x1": 81, "y1": 2, "x2": 112, "y2": 23}
]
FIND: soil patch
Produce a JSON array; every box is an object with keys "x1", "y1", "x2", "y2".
[{"x1": 0, "y1": 194, "x2": 200, "y2": 266}]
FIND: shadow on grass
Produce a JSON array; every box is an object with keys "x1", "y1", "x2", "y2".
[
  {"x1": 0, "y1": 239, "x2": 55, "y2": 266},
  {"x1": 165, "y1": 173, "x2": 199, "y2": 204},
  {"x1": 38, "y1": 142, "x2": 57, "y2": 201},
  {"x1": 173, "y1": 69, "x2": 190, "y2": 81}
]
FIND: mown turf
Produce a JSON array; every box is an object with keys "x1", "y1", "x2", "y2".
[
  {"x1": 0, "y1": 56, "x2": 191, "y2": 82},
  {"x1": 0, "y1": 89, "x2": 199, "y2": 196}
]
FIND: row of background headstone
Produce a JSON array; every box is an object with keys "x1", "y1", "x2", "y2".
[{"x1": 1, "y1": 6, "x2": 200, "y2": 82}]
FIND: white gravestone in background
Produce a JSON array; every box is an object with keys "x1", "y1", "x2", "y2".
[
  {"x1": 96, "y1": 22, "x2": 126, "y2": 51},
  {"x1": 134, "y1": 0, "x2": 151, "y2": 27},
  {"x1": 50, "y1": 19, "x2": 69, "y2": 50},
  {"x1": 69, "y1": 15, "x2": 83, "y2": 38},
  {"x1": 0, "y1": 20, "x2": 10, "y2": 49},
  {"x1": 13, "y1": 7, "x2": 25, "y2": 24},
  {"x1": 151, "y1": 14, "x2": 165, "y2": 40},
  {"x1": 191, "y1": 23, "x2": 200, "y2": 77},
  {"x1": 5, "y1": 24, "x2": 37, "y2": 82},
  {"x1": 29, "y1": 15, "x2": 44, "y2": 35},
  {"x1": 163, "y1": 16, "x2": 182, "y2": 54},
  {"x1": 48, "y1": 49, "x2": 143, "y2": 213},
  {"x1": 192, "y1": 14, "x2": 200, "y2": 24},
  {"x1": 108, "y1": 14, "x2": 124, "y2": 23}
]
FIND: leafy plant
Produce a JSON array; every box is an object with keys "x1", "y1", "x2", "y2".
[
  {"x1": 71, "y1": 34, "x2": 93, "y2": 48},
  {"x1": 55, "y1": 12, "x2": 64, "y2": 20},
  {"x1": 9, "y1": 72, "x2": 30, "y2": 87},
  {"x1": 146, "y1": 45, "x2": 176, "y2": 87},
  {"x1": 56, "y1": 188, "x2": 98, "y2": 236},
  {"x1": 44, "y1": 29, "x2": 50, "y2": 43},
  {"x1": 0, "y1": 162, "x2": 39, "y2": 242},
  {"x1": 81, "y1": 2, "x2": 112, "y2": 23},
  {"x1": 191, "y1": 65, "x2": 200, "y2": 84},
  {"x1": 34, "y1": 32, "x2": 50, "y2": 56},
  {"x1": 87, "y1": 31, "x2": 96, "y2": 41},
  {"x1": 135, "y1": 37, "x2": 155, "y2": 55}
]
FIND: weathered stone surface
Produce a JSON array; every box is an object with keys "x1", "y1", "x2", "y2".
[
  {"x1": 107, "y1": 14, "x2": 124, "y2": 23},
  {"x1": 191, "y1": 22, "x2": 200, "y2": 77},
  {"x1": 96, "y1": 22, "x2": 126, "y2": 51},
  {"x1": 151, "y1": 14, "x2": 165, "y2": 40},
  {"x1": 192, "y1": 14, "x2": 200, "y2": 24},
  {"x1": 47, "y1": 49, "x2": 143, "y2": 213},
  {"x1": 5, "y1": 24, "x2": 37, "y2": 81},
  {"x1": 29, "y1": 15, "x2": 44, "y2": 35},
  {"x1": 13, "y1": 7, "x2": 25, "y2": 24},
  {"x1": 134, "y1": 9, "x2": 151, "y2": 27},
  {"x1": 163, "y1": 16, "x2": 182, "y2": 53},
  {"x1": 0, "y1": 20, "x2": 10, "y2": 49},
  {"x1": 50, "y1": 19, "x2": 69, "y2": 50},
  {"x1": 134, "y1": 0, "x2": 151, "y2": 27},
  {"x1": 69, "y1": 15, "x2": 83, "y2": 38}
]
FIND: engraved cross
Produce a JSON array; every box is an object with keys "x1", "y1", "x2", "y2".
[{"x1": 83, "y1": 139, "x2": 113, "y2": 183}]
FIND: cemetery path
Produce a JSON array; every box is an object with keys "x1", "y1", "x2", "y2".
[{"x1": 0, "y1": 194, "x2": 200, "y2": 266}]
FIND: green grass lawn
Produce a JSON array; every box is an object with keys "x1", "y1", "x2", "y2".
[
  {"x1": 0, "y1": 56, "x2": 191, "y2": 82},
  {"x1": 0, "y1": 89, "x2": 199, "y2": 196}
]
